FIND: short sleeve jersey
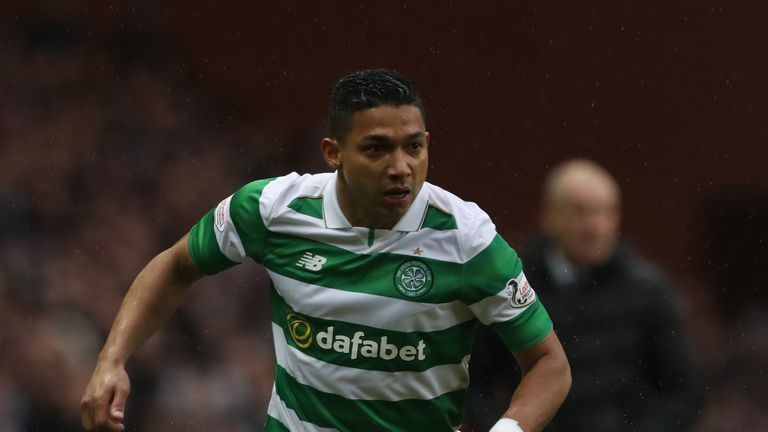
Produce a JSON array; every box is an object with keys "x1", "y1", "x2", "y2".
[{"x1": 188, "y1": 172, "x2": 552, "y2": 432}]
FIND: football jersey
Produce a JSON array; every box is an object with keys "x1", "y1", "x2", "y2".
[{"x1": 188, "y1": 172, "x2": 552, "y2": 432}]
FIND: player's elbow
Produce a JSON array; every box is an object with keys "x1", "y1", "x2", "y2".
[
  {"x1": 548, "y1": 347, "x2": 572, "y2": 402},
  {"x1": 548, "y1": 337, "x2": 572, "y2": 400}
]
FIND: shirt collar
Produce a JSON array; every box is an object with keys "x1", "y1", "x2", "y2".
[{"x1": 322, "y1": 171, "x2": 429, "y2": 232}]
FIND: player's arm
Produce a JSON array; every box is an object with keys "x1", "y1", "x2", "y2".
[
  {"x1": 80, "y1": 234, "x2": 203, "y2": 432},
  {"x1": 492, "y1": 331, "x2": 571, "y2": 432}
]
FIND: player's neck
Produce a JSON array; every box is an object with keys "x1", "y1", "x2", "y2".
[{"x1": 335, "y1": 181, "x2": 398, "y2": 230}]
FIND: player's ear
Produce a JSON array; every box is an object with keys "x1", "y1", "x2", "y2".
[{"x1": 321, "y1": 138, "x2": 342, "y2": 170}]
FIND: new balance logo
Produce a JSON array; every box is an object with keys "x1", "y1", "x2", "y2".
[{"x1": 296, "y1": 252, "x2": 327, "y2": 271}]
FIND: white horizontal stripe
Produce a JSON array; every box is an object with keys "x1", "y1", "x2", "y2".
[
  {"x1": 268, "y1": 270, "x2": 475, "y2": 332},
  {"x1": 273, "y1": 323, "x2": 470, "y2": 401},
  {"x1": 267, "y1": 385, "x2": 339, "y2": 432},
  {"x1": 468, "y1": 285, "x2": 535, "y2": 325},
  {"x1": 214, "y1": 195, "x2": 247, "y2": 263},
  {"x1": 269, "y1": 214, "x2": 470, "y2": 263}
]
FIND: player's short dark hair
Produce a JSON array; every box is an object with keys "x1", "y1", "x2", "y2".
[{"x1": 329, "y1": 69, "x2": 425, "y2": 141}]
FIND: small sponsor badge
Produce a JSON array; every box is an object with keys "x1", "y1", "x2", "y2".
[
  {"x1": 506, "y1": 272, "x2": 535, "y2": 308},
  {"x1": 214, "y1": 197, "x2": 231, "y2": 232}
]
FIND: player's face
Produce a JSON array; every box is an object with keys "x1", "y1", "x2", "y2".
[
  {"x1": 322, "y1": 105, "x2": 429, "y2": 229},
  {"x1": 544, "y1": 175, "x2": 620, "y2": 266}
]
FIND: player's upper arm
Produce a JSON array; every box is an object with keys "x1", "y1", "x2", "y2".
[
  {"x1": 169, "y1": 233, "x2": 205, "y2": 283},
  {"x1": 512, "y1": 330, "x2": 566, "y2": 374}
]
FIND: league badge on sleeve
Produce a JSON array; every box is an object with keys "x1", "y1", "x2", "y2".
[
  {"x1": 215, "y1": 196, "x2": 232, "y2": 233},
  {"x1": 506, "y1": 272, "x2": 535, "y2": 308}
]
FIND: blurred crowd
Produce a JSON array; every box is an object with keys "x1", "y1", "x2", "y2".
[
  {"x1": 0, "y1": 16, "x2": 293, "y2": 431},
  {"x1": 0, "y1": 13, "x2": 766, "y2": 432}
]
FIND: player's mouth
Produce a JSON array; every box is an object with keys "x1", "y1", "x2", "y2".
[{"x1": 383, "y1": 186, "x2": 411, "y2": 205}]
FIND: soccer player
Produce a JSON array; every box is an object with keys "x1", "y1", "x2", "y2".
[{"x1": 80, "y1": 69, "x2": 571, "y2": 432}]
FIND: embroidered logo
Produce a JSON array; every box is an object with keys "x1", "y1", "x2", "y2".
[
  {"x1": 506, "y1": 272, "x2": 535, "y2": 308},
  {"x1": 296, "y1": 252, "x2": 327, "y2": 271},
  {"x1": 394, "y1": 260, "x2": 434, "y2": 298}
]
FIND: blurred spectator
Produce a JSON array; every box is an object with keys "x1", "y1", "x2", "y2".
[
  {"x1": 0, "y1": 12, "x2": 284, "y2": 431},
  {"x1": 466, "y1": 159, "x2": 701, "y2": 431}
]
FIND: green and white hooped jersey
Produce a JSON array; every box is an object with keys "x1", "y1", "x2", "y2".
[{"x1": 188, "y1": 172, "x2": 552, "y2": 432}]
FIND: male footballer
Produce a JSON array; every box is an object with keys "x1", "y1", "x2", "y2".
[{"x1": 81, "y1": 69, "x2": 571, "y2": 432}]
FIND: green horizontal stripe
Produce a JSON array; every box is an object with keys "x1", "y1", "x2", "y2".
[
  {"x1": 271, "y1": 287, "x2": 476, "y2": 372},
  {"x1": 490, "y1": 300, "x2": 553, "y2": 351},
  {"x1": 262, "y1": 231, "x2": 464, "y2": 304},
  {"x1": 460, "y1": 234, "x2": 524, "y2": 304},
  {"x1": 263, "y1": 416, "x2": 291, "y2": 432},
  {"x1": 275, "y1": 364, "x2": 463, "y2": 432}
]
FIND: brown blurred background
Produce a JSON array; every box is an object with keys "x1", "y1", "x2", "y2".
[{"x1": 0, "y1": 1, "x2": 766, "y2": 431}]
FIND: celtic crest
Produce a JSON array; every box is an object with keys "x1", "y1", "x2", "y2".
[{"x1": 394, "y1": 260, "x2": 434, "y2": 298}]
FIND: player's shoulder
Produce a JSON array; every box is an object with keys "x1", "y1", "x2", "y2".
[
  {"x1": 423, "y1": 182, "x2": 498, "y2": 261},
  {"x1": 424, "y1": 182, "x2": 495, "y2": 231},
  {"x1": 232, "y1": 171, "x2": 333, "y2": 220},
  {"x1": 259, "y1": 171, "x2": 331, "y2": 197}
]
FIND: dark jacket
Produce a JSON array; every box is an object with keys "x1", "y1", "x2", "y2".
[{"x1": 466, "y1": 237, "x2": 701, "y2": 432}]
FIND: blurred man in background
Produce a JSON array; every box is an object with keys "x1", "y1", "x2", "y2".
[{"x1": 467, "y1": 159, "x2": 701, "y2": 431}]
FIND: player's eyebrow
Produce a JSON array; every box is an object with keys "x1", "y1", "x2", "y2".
[
  {"x1": 406, "y1": 131, "x2": 426, "y2": 140},
  {"x1": 361, "y1": 131, "x2": 426, "y2": 143},
  {"x1": 360, "y1": 134, "x2": 393, "y2": 144}
]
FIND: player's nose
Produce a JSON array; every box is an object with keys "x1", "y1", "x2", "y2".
[{"x1": 387, "y1": 149, "x2": 411, "y2": 178}]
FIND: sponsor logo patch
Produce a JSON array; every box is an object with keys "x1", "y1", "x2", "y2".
[
  {"x1": 394, "y1": 260, "x2": 434, "y2": 298},
  {"x1": 506, "y1": 272, "x2": 535, "y2": 308},
  {"x1": 287, "y1": 313, "x2": 313, "y2": 348},
  {"x1": 286, "y1": 313, "x2": 427, "y2": 361}
]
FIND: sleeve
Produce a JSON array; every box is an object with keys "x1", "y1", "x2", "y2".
[
  {"x1": 187, "y1": 177, "x2": 276, "y2": 274},
  {"x1": 462, "y1": 234, "x2": 553, "y2": 351}
]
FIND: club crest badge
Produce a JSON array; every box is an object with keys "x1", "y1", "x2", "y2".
[
  {"x1": 394, "y1": 260, "x2": 434, "y2": 298},
  {"x1": 506, "y1": 273, "x2": 535, "y2": 308}
]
